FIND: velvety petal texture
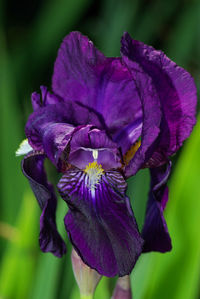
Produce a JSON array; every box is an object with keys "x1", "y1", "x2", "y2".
[
  {"x1": 52, "y1": 31, "x2": 106, "y2": 106},
  {"x1": 52, "y1": 31, "x2": 142, "y2": 134},
  {"x1": 113, "y1": 115, "x2": 143, "y2": 155},
  {"x1": 25, "y1": 99, "x2": 104, "y2": 154},
  {"x1": 31, "y1": 86, "x2": 62, "y2": 111},
  {"x1": 58, "y1": 169, "x2": 143, "y2": 277},
  {"x1": 21, "y1": 31, "x2": 197, "y2": 277},
  {"x1": 22, "y1": 153, "x2": 66, "y2": 257},
  {"x1": 142, "y1": 162, "x2": 172, "y2": 252},
  {"x1": 42, "y1": 123, "x2": 74, "y2": 167},
  {"x1": 68, "y1": 125, "x2": 121, "y2": 170},
  {"x1": 121, "y1": 32, "x2": 197, "y2": 172},
  {"x1": 120, "y1": 54, "x2": 162, "y2": 176}
]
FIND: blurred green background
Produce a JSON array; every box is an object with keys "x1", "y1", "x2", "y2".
[{"x1": 0, "y1": 0, "x2": 199, "y2": 298}]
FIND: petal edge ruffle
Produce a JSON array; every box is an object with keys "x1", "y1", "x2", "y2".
[{"x1": 121, "y1": 32, "x2": 197, "y2": 169}]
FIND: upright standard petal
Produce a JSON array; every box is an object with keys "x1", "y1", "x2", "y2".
[
  {"x1": 92, "y1": 58, "x2": 142, "y2": 133},
  {"x1": 121, "y1": 32, "x2": 197, "y2": 168},
  {"x1": 52, "y1": 32, "x2": 142, "y2": 134},
  {"x1": 58, "y1": 169, "x2": 143, "y2": 277},
  {"x1": 142, "y1": 162, "x2": 172, "y2": 253},
  {"x1": 52, "y1": 31, "x2": 106, "y2": 106},
  {"x1": 22, "y1": 153, "x2": 66, "y2": 257},
  {"x1": 121, "y1": 38, "x2": 162, "y2": 176}
]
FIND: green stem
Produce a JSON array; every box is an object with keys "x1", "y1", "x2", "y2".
[{"x1": 80, "y1": 295, "x2": 93, "y2": 299}]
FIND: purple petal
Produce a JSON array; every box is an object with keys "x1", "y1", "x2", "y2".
[
  {"x1": 121, "y1": 36, "x2": 162, "y2": 176},
  {"x1": 40, "y1": 85, "x2": 63, "y2": 106},
  {"x1": 22, "y1": 153, "x2": 66, "y2": 257},
  {"x1": 68, "y1": 125, "x2": 121, "y2": 170},
  {"x1": 25, "y1": 98, "x2": 104, "y2": 152},
  {"x1": 52, "y1": 31, "x2": 106, "y2": 106},
  {"x1": 42, "y1": 122, "x2": 74, "y2": 167},
  {"x1": 113, "y1": 115, "x2": 143, "y2": 155},
  {"x1": 121, "y1": 32, "x2": 197, "y2": 168},
  {"x1": 92, "y1": 57, "x2": 142, "y2": 133},
  {"x1": 142, "y1": 163, "x2": 172, "y2": 253},
  {"x1": 31, "y1": 86, "x2": 63, "y2": 111},
  {"x1": 58, "y1": 169, "x2": 143, "y2": 277},
  {"x1": 31, "y1": 92, "x2": 41, "y2": 111},
  {"x1": 52, "y1": 32, "x2": 142, "y2": 134}
]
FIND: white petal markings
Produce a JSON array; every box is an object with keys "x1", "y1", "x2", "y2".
[{"x1": 16, "y1": 139, "x2": 33, "y2": 156}]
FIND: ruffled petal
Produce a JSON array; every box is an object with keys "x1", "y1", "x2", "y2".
[
  {"x1": 25, "y1": 99, "x2": 104, "y2": 151},
  {"x1": 22, "y1": 153, "x2": 66, "y2": 257},
  {"x1": 58, "y1": 169, "x2": 143, "y2": 277},
  {"x1": 92, "y1": 58, "x2": 142, "y2": 133},
  {"x1": 142, "y1": 162, "x2": 172, "y2": 253},
  {"x1": 121, "y1": 32, "x2": 197, "y2": 168},
  {"x1": 52, "y1": 31, "x2": 106, "y2": 106},
  {"x1": 52, "y1": 31, "x2": 142, "y2": 134},
  {"x1": 121, "y1": 36, "x2": 162, "y2": 176}
]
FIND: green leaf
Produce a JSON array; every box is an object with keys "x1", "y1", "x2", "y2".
[
  {"x1": 0, "y1": 191, "x2": 39, "y2": 299},
  {"x1": 165, "y1": 1, "x2": 200, "y2": 66},
  {"x1": 131, "y1": 116, "x2": 200, "y2": 299},
  {"x1": 0, "y1": 30, "x2": 27, "y2": 224},
  {"x1": 127, "y1": 169, "x2": 150, "y2": 231},
  {"x1": 30, "y1": 199, "x2": 68, "y2": 299},
  {"x1": 30, "y1": 0, "x2": 92, "y2": 67}
]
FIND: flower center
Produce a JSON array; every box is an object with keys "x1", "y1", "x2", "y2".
[
  {"x1": 84, "y1": 150, "x2": 104, "y2": 195},
  {"x1": 84, "y1": 161, "x2": 104, "y2": 191}
]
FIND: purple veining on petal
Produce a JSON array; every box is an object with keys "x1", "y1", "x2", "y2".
[
  {"x1": 58, "y1": 168, "x2": 143, "y2": 277},
  {"x1": 122, "y1": 70, "x2": 161, "y2": 175},
  {"x1": 52, "y1": 31, "x2": 106, "y2": 107},
  {"x1": 22, "y1": 31, "x2": 197, "y2": 271},
  {"x1": 91, "y1": 58, "x2": 142, "y2": 133},
  {"x1": 52, "y1": 32, "x2": 142, "y2": 134},
  {"x1": 121, "y1": 32, "x2": 197, "y2": 169}
]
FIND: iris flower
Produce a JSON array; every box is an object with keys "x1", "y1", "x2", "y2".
[{"x1": 18, "y1": 32, "x2": 197, "y2": 277}]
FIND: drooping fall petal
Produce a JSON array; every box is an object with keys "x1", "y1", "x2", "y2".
[
  {"x1": 22, "y1": 153, "x2": 66, "y2": 257},
  {"x1": 58, "y1": 169, "x2": 143, "y2": 277}
]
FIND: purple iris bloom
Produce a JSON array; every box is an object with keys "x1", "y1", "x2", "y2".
[{"x1": 20, "y1": 32, "x2": 197, "y2": 277}]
